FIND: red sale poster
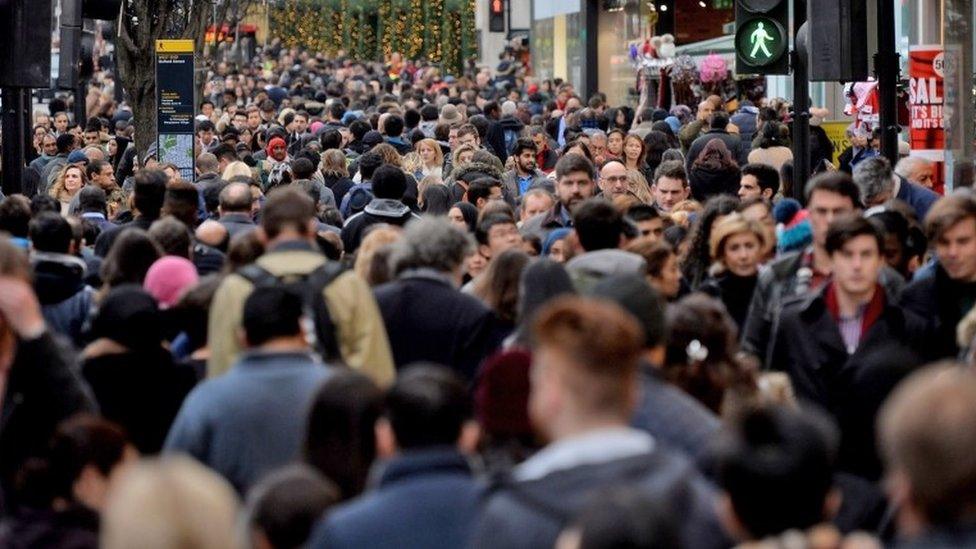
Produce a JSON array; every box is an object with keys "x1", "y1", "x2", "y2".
[{"x1": 909, "y1": 46, "x2": 946, "y2": 194}]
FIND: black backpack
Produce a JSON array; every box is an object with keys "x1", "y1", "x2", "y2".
[{"x1": 237, "y1": 261, "x2": 346, "y2": 361}]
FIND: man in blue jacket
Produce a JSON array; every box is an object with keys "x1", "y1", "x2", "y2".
[
  {"x1": 854, "y1": 156, "x2": 938, "y2": 221},
  {"x1": 164, "y1": 286, "x2": 336, "y2": 494},
  {"x1": 308, "y1": 365, "x2": 481, "y2": 549}
]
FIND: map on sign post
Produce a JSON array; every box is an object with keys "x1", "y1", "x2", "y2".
[
  {"x1": 156, "y1": 39, "x2": 196, "y2": 180},
  {"x1": 736, "y1": 17, "x2": 786, "y2": 67}
]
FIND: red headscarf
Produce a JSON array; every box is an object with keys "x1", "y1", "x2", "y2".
[{"x1": 266, "y1": 136, "x2": 287, "y2": 161}]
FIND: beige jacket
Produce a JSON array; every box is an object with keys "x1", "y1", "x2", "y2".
[{"x1": 207, "y1": 245, "x2": 395, "y2": 387}]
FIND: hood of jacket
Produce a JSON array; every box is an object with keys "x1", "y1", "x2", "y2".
[
  {"x1": 565, "y1": 249, "x2": 647, "y2": 278},
  {"x1": 31, "y1": 252, "x2": 88, "y2": 305},
  {"x1": 364, "y1": 198, "x2": 415, "y2": 220},
  {"x1": 499, "y1": 116, "x2": 525, "y2": 131},
  {"x1": 452, "y1": 160, "x2": 504, "y2": 182}
]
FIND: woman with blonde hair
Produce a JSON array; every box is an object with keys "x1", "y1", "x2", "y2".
[
  {"x1": 49, "y1": 164, "x2": 88, "y2": 215},
  {"x1": 353, "y1": 227, "x2": 402, "y2": 286},
  {"x1": 699, "y1": 212, "x2": 767, "y2": 329},
  {"x1": 625, "y1": 169, "x2": 653, "y2": 204},
  {"x1": 415, "y1": 138, "x2": 444, "y2": 179},
  {"x1": 371, "y1": 143, "x2": 402, "y2": 167},
  {"x1": 402, "y1": 152, "x2": 425, "y2": 180},
  {"x1": 320, "y1": 148, "x2": 355, "y2": 206},
  {"x1": 101, "y1": 456, "x2": 239, "y2": 549},
  {"x1": 222, "y1": 160, "x2": 253, "y2": 182},
  {"x1": 451, "y1": 144, "x2": 477, "y2": 171}
]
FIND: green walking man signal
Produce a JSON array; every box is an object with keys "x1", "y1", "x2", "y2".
[
  {"x1": 750, "y1": 22, "x2": 774, "y2": 58},
  {"x1": 735, "y1": 0, "x2": 790, "y2": 75}
]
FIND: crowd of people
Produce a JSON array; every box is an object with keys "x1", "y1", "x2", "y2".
[{"x1": 0, "y1": 40, "x2": 974, "y2": 549}]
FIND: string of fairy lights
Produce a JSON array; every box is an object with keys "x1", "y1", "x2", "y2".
[{"x1": 270, "y1": 0, "x2": 476, "y2": 74}]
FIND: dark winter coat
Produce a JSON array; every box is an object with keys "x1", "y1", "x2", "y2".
[
  {"x1": 373, "y1": 270, "x2": 496, "y2": 380},
  {"x1": 31, "y1": 253, "x2": 95, "y2": 347},
  {"x1": 82, "y1": 345, "x2": 197, "y2": 454},
  {"x1": 308, "y1": 449, "x2": 480, "y2": 549},
  {"x1": 1, "y1": 332, "x2": 95, "y2": 513}
]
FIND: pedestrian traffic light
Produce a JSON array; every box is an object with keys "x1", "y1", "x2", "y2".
[
  {"x1": 735, "y1": 0, "x2": 789, "y2": 75},
  {"x1": 489, "y1": 0, "x2": 505, "y2": 33},
  {"x1": 806, "y1": 0, "x2": 867, "y2": 81}
]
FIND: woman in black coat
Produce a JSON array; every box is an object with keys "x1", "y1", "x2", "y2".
[
  {"x1": 689, "y1": 138, "x2": 741, "y2": 202},
  {"x1": 81, "y1": 286, "x2": 197, "y2": 454}
]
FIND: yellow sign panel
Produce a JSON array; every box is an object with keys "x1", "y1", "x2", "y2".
[
  {"x1": 821, "y1": 121, "x2": 851, "y2": 167},
  {"x1": 156, "y1": 39, "x2": 195, "y2": 53}
]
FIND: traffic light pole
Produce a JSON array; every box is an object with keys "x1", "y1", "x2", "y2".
[
  {"x1": 875, "y1": 0, "x2": 899, "y2": 165},
  {"x1": 791, "y1": 0, "x2": 810, "y2": 201},
  {"x1": 1, "y1": 87, "x2": 28, "y2": 196}
]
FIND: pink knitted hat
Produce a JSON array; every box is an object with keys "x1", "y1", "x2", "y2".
[{"x1": 143, "y1": 256, "x2": 199, "y2": 309}]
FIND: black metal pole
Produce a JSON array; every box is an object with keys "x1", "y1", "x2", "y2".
[
  {"x1": 791, "y1": 0, "x2": 810, "y2": 201},
  {"x1": 1, "y1": 87, "x2": 27, "y2": 196},
  {"x1": 875, "y1": 0, "x2": 899, "y2": 165}
]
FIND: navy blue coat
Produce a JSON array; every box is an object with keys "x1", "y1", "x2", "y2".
[
  {"x1": 308, "y1": 449, "x2": 481, "y2": 549},
  {"x1": 895, "y1": 175, "x2": 939, "y2": 221},
  {"x1": 373, "y1": 272, "x2": 496, "y2": 380}
]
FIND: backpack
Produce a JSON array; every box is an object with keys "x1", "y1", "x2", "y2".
[{"x1": 236, "y1": 261, "x2": 347, "y2": 361}]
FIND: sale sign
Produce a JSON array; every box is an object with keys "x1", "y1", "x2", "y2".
[{"x1": 909, "y1": 46, "x2": 945, "y2": 194}]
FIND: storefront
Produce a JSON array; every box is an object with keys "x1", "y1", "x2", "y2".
[
  {"x1": 942, "y1": 0, "x2": 974, "y2": 189},
  {"x1": 530, "y1": 0, "x2": 732, "y2": 105}
]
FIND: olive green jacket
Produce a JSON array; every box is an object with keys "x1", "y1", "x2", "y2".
[{"x1": 207, "y1": 244, "x2": 395, "y2": 387}]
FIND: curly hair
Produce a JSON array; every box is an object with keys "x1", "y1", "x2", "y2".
[
  {"x1": 662, "y1": 293, "x2": 757, "y2": 415},
  {"x1": 680, "y1": 194, "x2": 740, "y2": 289}
]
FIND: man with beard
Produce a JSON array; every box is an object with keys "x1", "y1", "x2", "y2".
[
  {"x1": 521, "y1": 153, "x2": 596, "y2": 239},
  {"x1": 501, "y1": 138, "x2": 550, "y2": 198}
]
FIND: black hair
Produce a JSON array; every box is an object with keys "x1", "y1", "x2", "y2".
[
  {"x1": 717, "y1": 406, "x2": 836, "y2": 539},
  {"x1": 0, "y1": 196, "x2": 32, "y2": 237},
  {"x1": 626, "y1": 204, "x2": 661, "y2": 223},
  {"x1": 371, "y1": 164, "x2": 408, "y2": 200},
  {"x1": 242, "y1": 286, "x2": 304, "y2": 347},
  {"x1": 329, "y1": 101, "x2": 346, "y2": 121},
  {"x1": 320, "y1": 129, "x2": 342, "y2": 151},
  {"x1": 31, "y1": 194, "x2": 61, "y2": 216},
  {"x1": 349, "y1": 118, "x2": 371, "y2": 141},
  {"x1": 403, "y1": 109, "x2": 420, "y2": 129},
  {"x1": 710, "y1": 111, "x2": 730, "y2": 130},
  {"x1": 475, "y1": 213, "x2": 518, "y2": 246},
  {"x1": 573, "y1": 198, "x2": 624, "y2": 251},
  {"x1": 420, "y1": 104, "x2": 439, "y2": 121},
  {"x1": 78, "y1": 186, "x2": 108, "y2": 215},
  {"x1": 29, "y1": 212, "x2": 73, "y2": 254},
  {"x1": 384, "y1": 364, "x2": 471, "y2": 449},
  {"x1": 681, "y1": 195, "x2": 740, "y2": 288},
  {"x1": 384, "y1": 114, "x2": 404, "y2": 137},
  {"x1": 511, "y1": 137, "x2": 537, "y2": 157},
  {"x1": 133, "y1": 169, "x2": 168, "y2": 220},
  {"x1": 357, "y1": 151, "x2": 384, "y2": 181},
  {"x1": 304, "y1": 371, "x2": 383, "y2": 500},
  {"x1": 16, "y1": 415, "x2": 128, "y2": 508},
  {"x1": 741, "y1": 163, "x2": 781, "y2": 197},
  {"x1": 86, "y1": 159, "x2": 109, "y2": 180},
  {"x1": 804, "y1": 171, "x2": 861, "y2": 208},
  {"x1": 56, "y1": 133, "x2": 76, "y2": 154},
  {"x1": 825, "y1": 214, "x2": 884, "y2": 256},
  {"x1": 291, "y1": 157, "x2": 316, "y2": 180},
  {"x1": 195, "y1": 119, "x2": 216, "y2": 133},
  {"x1": 100, "y1": 229, "x2": 162, "y2": 287},
  {"x1": 247, "y1": 465, "x2": 340, "y2": 549},
  {"x1": 466, "y1": 178, "x2": 502, "y2": 206}
]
